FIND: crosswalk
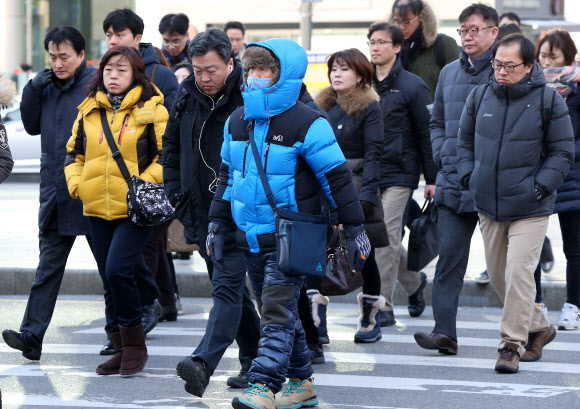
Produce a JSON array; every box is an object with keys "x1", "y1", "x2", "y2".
[{"x1": 1, "y1": 298, "x2": 579, "y2": 409}]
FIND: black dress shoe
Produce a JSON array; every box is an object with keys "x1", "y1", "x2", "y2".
[
  {"x1": 414, "y1": 331, "x2": 458, "y2": 355},
  {"x1": 2, "y1": 329, "x2": 42, "y2": 360},
  {"x1": 176, "y1": 357, "x2": 211, "y2": 397},
  {"x1": 100, "y1": 339, "x2": 115, "y2": 355},
  {"x1": 227, "y1": 368, "x2": 250, "y2": 388},
  {"x1": 379, "y1": 310, "x2": 396, "y2": 327},
  {"x1": 408, "y1": 272, "x2": 427, "y2": 317},
  {"x1": 158, "y1": 304, "x2": 178, "y2": 322},
  {"x1": 142, "y1": 301, "x2": 159, "y2": 335}
]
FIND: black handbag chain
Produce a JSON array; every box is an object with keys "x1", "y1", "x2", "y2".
[{"x1": 100, "y1": 109, "x2": 133, "y2": 182}]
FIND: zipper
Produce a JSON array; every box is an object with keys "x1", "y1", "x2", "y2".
[
  {"x1": 496, "y1": 87, "x2": 509, "y2": 218},
  {"x1": 110, "y1": 110, "x2": 116, "y2": 124},
  {"x1": 242, "y1": 140, "x2": 250, "y2": 177},
  {"x1": 264, "y1": 143, "x2": 271, "y2": 173},
  {"x1": 118, "y1": 114, "x2": 130, "y2": 144}
]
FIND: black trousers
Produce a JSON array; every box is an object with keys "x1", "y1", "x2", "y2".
[
  {"x1": 143, "y1": 220, "x2": 174, "y2": 307},
  {"x1": 432, "y1": 207, "x2": 479, "y2": 341},
  {"x1": 20, "y1": 214, "x2": 92, "y2": 341}
]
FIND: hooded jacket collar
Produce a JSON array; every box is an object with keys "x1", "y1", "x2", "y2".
[
  {"x1": 139, "y1": 43, "x2": 161, "y2": 67},
  {"x1": 460, "y1": 46, "x2": 494, "y2": 76},
  {"x1": 490, "y1": 62, "x2": 547, "y2": 100},
  {"x1": 241, "y1": 38, "x2": 306, "y2": 120},
  {"x1": 374, "y1": 56, "x2": 403, "y2": 93}
]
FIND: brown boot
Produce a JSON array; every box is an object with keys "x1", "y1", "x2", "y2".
[
  {"x1": 495, "y1": 342, "x2": 520, "y2": 374},
  {"x1": 119, "y1": 323, "x2": 148, "y2": 377},
  {"x1": 96, "y1": 332, "x2": 122, "y2": 375},
  {"x1": 521, "y1": 324, "x2": 557, "y2": 362}
]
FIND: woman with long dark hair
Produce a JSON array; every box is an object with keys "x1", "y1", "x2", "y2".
[{"x1": 65, "y1": 45, "x2": 168, "y2": 376}]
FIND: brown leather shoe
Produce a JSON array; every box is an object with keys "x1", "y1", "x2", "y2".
[
  {"x1": 495, "y1": 342, "x2": 520, "y2": 373},
  {"x1": 521, "y1": 324, "x2": 557, "y2": 362},
  {"x1": 414, "y1": 332, "x2": 458, "y2": 355}
]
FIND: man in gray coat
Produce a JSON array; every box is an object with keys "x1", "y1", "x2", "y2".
[{"x1": 457, "y1": 33, "x2": 574, "y2": 373}]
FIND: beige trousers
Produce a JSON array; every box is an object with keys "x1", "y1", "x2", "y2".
[
  {"x1": 375, "y1": 186, "x2": 421, "y2": 311},
  {"x1": 479, "y1": 213, "x2": 551, "y2": 356}
]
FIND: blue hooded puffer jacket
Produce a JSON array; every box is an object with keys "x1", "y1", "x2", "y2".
[{"x1": 212, "y1": 39, "x2": 363, "y2": 252}]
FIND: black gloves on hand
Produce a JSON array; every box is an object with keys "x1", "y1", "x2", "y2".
[
  {"x1": 206, "y1": 221, "x2": 228, "y2": 270},
  {"x1": 360, "y1": 200, "x2": 374, "y2": 221},
  {"x1": 31, "y1": 68, "x2": 55, "y2": 90},
  {"x1": 344, "y1": 224, "x2": 371, "y2": 272}
]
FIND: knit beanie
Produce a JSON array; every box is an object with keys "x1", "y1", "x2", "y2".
[{"x1": 242, "y1": 45, "x2": 281, "y2": 86}]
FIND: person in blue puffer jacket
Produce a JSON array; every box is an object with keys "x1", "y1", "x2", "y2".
[{"x1": 208, "y1": 38, "x2": 369, "y2": 409}]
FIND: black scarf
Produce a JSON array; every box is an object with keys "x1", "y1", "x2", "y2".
[{"x1": 399, "y1": 26, "x2": 426, "y2": 71}]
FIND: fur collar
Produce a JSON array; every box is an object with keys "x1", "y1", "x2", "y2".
[
  {"x1": 0, "y1": 76, "x2": 16, "y2": 108},
  {"x1": 314, "y1": 86, "x2": 379, "y2": 117},
  {"x1": 388, "y1": 1, "x2": 439, "y2": 48}
]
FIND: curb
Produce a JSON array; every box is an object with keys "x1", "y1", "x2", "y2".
[{"x1": 0, "y1": 267, "x2": 567, "y2": 312}]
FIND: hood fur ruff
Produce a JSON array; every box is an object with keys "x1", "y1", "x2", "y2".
[
  {"x1": 388, "y1": 0, "x2": 439, "y2": 47},
  {"x1": 0, "y1": 76, "x2": 17, "y2": 108},
  {"x1": 314, "y1": 85, "x2": 379, "y2": 117}
]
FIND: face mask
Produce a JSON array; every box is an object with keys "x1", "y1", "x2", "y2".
[{"x1": 246, "y1": 76, "x2": 272, "y2": 90}]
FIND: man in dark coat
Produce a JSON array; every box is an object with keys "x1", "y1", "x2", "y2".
[
  {"x1": 457, "y1": 33, "x2": 574, "y2": 373},
  {"x1": 163, "y1": 28, "x2": 260, "y2": 397},
  {"x1": 2, "y1": 26, "x2": 96, "y2": 360},
  {"x1": 367, "y1": 23, "x2": 438, "y2": 325},
  {"x1": 414, "y1": 4, "x2": 498, "y2": 355}
]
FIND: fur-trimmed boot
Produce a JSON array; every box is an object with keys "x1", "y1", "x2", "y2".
[
  {"x1": 354, "y1": 293, "x2": 384, "y2": 343},
  {"x1": 96, "y1": 331, "x2": 122, "y2": 375},
  {"x1": 307, "y1": 289, "x2": 330, "y2": 344},
  {"x1": 119, "y1": 323, "x2": 148, "y2": 376}
]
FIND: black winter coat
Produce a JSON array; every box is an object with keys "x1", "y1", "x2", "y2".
[
  {"x1": 163, "y1": 60, "x2": 244, "y2": 246},
  {"x1": 457, "y1": 63, "x2": 575, "y2": 221},
  {"x1": 0, "y1": 118, "x2": 13, "y2": 183},
  {"x1": 20, "y1": 61, "x2": 96, "y2": 235},
  {"x1": 430, "y1": 47, "x2": 494, "y2": 214},
  {"x1": 140, "y1": 43, "x2": 178, "y2": 111},
  {"x1": 555, "y1": 89, "x2": 580, "y2": 213},
  {"x1": 374, "y1": 58, "x2": 438, "y2": 190}
]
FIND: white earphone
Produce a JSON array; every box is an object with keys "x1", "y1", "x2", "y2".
[{"x1": 229, "y1": 65, "x2": 233, "y2": 71}]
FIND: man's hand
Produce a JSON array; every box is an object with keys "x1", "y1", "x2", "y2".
[
  {"x1": 30, "y1": 69, "x2": 55, "y2": 90},
  {"x1": 206, "y1": 221, "x2": 228, "y2": 270},
  {"x1": 424, "y1": 184, "x2": 436, "y2": 199}
]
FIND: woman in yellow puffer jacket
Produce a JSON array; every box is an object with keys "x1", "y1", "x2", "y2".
[{"x1": 65, "y1": 46, "x2": 168, "y2": 377}]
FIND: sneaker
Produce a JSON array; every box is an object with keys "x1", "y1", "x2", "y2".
[
  {"x1": 227, "y1": 369, "x2": 250, "y2": 389},
  {"x1": 474, "y1": 270, "x2": 490, "y2": 284},
  {"x1": 558, "y1": 303, "x2": 580, "y2": 330},
  {"x1": 379, "y1": 309, "x2": 396, "y2": 327},
  {"x1": 276, "y1": 378, "x2": 318, "y2": 409},
  {"x1": 176, "y1": 357, "x2": 211, "y2": 397},
  {"x1": 308, "y1": 343, "x2": 325, "y2": 364},
  {"x1": 521, "y1": 324, "x2": 557, "y2": 362},
  {"x1": 495, "y1": 342, "x2": 520, "y2": 373},
  {"x1": 232, "y1": 383, "x2": 275, "y2": 409},
  {"x1": 536, "y1": 303, "x2": 549, "y2": 320},
  {"x1": 176, "y1": 294, "x2": 184, "y2": 315},
  {"x1": 100, "y1": 339, "x2": 115, "y2": 356},
  {"x1": 408, "y1": 272, "x2": 427, "y2": 317},
  {"x1": 2, "y1": 329, "x2": 42, "y2": 360}
]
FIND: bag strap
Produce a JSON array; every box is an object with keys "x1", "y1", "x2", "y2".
[
  {"x1": 100, "y1": 109, "x2": 132, "y2": 182},
  {"x1": 150, "y1": 65, "x2": 158, "y2": 84},
  {"x1": 248, "y1": 122, "x2": 278, "y2": 215},
  {"x1": 541, "y1": 86, "x2": 555, "y2": 132}
]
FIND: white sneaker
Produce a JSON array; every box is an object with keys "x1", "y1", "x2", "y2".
[
  {"x1": 558, "y1": 303, "x2": 580, "y2": 330},
  {"x1": 537, "y1": 303, "x2": 549, "y2": 319}
]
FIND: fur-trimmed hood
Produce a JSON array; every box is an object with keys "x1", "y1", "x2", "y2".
[
  {"x1": 0, "y1": 76, "x2": 17, "y2": 108},
  {"x1": 388, "y1": 1, "x2": 439, "y2": 47},
  {"x1": 314, "y1": 85, "x2": 380, "y2": 117}
]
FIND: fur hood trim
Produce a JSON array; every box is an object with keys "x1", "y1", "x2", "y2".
[
  {"x1": 0, "y1": 76, "x2": 17, "y2": 108},
  {"x1": 314, "y1": 85, "x2": 379, "y2": 117},
  {"x1": 388, "y1": 1, "x2": 439, "y2": 47}
]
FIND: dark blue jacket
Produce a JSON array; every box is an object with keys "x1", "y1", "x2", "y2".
[
  {"x1": 20, "y1": 61, "x2": 96, "y2": 235},
  {"x1": 555, "y1": 89, "x2": 580, "y2": 213},
  {"x1": 430, "y1": 47, "x2": 494, "y2": 214},
  {"x1": 140, "y1": 43, "x2": 178, "y2": 111}
]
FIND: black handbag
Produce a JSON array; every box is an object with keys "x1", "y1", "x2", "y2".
[
  {"x1": 407, "y1": 197, "x2": 439, "y2": 272},
  {"x1": 100, "y1": 109, "x2": 175, "y2": 227},
  {"x1": 319, "y1": 228, "x2": 363, "y2": 296},
  {"x1": 249, "y1": 125, "x2": 328, "y2": 277}
]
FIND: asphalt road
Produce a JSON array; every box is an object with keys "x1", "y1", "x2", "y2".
[{"x1": 0, "y1": 296, "x2": 579, "y2": 409}]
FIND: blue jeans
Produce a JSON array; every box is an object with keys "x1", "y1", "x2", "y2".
[{"x1": 245, "y1": 251, "x2": 312, "y2": 393}]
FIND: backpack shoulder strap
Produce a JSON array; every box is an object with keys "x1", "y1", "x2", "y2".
[
  {"x1": 541, "y1": 86, "x2": 556, "y2": 132},
  {"x1": 150, "y1": 64, "x2": 159, "y2": 84},
  {"x1": 434, "y1": 34, "x2": 446, "y2": 69},
  {"x1": 474, "y1": 84, "x2": 489, "y2": 117}
]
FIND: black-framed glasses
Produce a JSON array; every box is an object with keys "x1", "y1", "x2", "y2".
[
  {"x1": 393, "y1": 15, "x2": 418, "y2": 27},
  {"x1": 491, "y1": 60, "x2": 525, "y2": 73},
  {"x1": 457, "y1": 26, "x2": 494, "y2": 37},
  {"x1": 367, "y1": 40, "x2": 393, "y2": 47}
]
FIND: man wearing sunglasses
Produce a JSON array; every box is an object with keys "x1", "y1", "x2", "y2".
[{"x1": 457, "y1": 33, "x2": 574, "y2": 373}]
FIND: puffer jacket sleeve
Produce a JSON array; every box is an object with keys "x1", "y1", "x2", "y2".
[
  {"x1": 535, "y1": 89, "x2": 575, "y2": 194},
  {"x1": 208, "y1": 117, "x2": 235, "y2": 221},
  {"x1": 359, "y1": 101, "x2": 383, "y2": 203},
  {"x1": 456, "y1": 87, "x2": 478, "y2": 186},
  {"x1": 299, "y1": 117, "x2": 364, "y2": 225},
  {"x1": 411, "y1": 80, "x2": 438, "y2": 184},
  {"x1": 140, "y1": 104, "x2": 168, "y2": 184},
  {"x1": 64, "y1": 111, "x2": 86, "y2": 199},
  {"x1": 20, "y1": 81, "x2": 44, "y2": 135},
  {"x1": 0, "y1": 119, "x2": 13, "y2": 184},
  {"x1": 430, "y1": 67, "x2": 448, "y2": 169}
]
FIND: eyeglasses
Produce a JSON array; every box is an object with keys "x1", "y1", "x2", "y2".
[
  {"x1": 367, "y1": 40, "x2": 393, "y2": 47},
  {"x1": 162, "y1": 36, "x2": 186, "y2": 47},
  {"x1": 393, "y1": 15, "x2": 419, "y2": 27},
  {"x1": 457, "y1": 26, "x2": 494, "y2": 37},
  {"x1": 491, "y1": 60, "x2": 525, "y2": 73}
]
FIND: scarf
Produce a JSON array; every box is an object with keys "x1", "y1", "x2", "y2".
[
  {"x1": 399, "y1": 26, "x2": 425, "y2": 71},
  {"x1": 544, "y1": 61, "x2": 580, "y2": 99},
  {"x1": 163, "y1": 40, "x2": 191, "y2": 69},
  {"x1": 107, "y1": 92, "x2": 125, "y2": 111}
]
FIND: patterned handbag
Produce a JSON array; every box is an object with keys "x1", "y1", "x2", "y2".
[{"x1": 100, "y1": 109, "x2": 174, "y2": 227}]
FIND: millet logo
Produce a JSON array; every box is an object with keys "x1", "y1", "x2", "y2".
[{"x1": 273, "y1": 135, "x2": 284, "y2": 142}]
